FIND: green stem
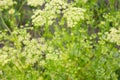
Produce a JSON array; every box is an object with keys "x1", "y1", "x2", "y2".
[
  {"x1": 17, "y1": 0, "x2": 27, "y2": 27},
  {"x1": 0, "y1": 16, "x2": 11, "y2": 33},
  {"x1": 18, "y1": 0, "x2": 27, "y2": 12}
]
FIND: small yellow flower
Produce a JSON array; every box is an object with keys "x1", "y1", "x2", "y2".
[{"x1": 8, "y1": 8, "x2": 15, "y2": 14}]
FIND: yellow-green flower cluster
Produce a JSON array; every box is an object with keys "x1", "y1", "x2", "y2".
[
  {"x1": 31, "y1": 0, "x2": 86, "y2": 28},
  {"x1": 0, "y1": 29, "x2": 47, "y2": 67},
  {"x1": 106, "y1": 27, "x2": 120, "y2": 45},
  {"x1": 32, "y1": 9, "x2": 57, "y2": 26},
  {"x1": 32, "y1": 10, "x2": 47, "y2": 26},
  {"x1": 45, "y1": 0, "x2": 68, "y2": 14},
  {"x1": 46, "y1": 47, "x2": 63, "y2": 60},
  {"x1": 8, "y1": 8, "x2": 15, "y2": 14},
  {"x1": 0, "y1": 0, "x2": 14, "y2": 11},
  {"x1": 22, "y1": 38, "x2": 47, "y2": 65},
  {"x1": 27, "y1": 0, "x2": 45, "y2": 7},
  {"x1": 32, "y1": 0, "x2": 68, "y2": 27},
  {"x1": 63, "y1": 7, "x2": 86, "y2": 28},
  {"x1": 103, "y1": 12, "x2": 120, "y2": 27}
]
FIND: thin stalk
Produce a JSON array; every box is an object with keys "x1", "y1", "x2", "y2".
[
  {"x1": 17, "y1": 0, "x2": 27, "y2": 12},
  {"x1": 0, "y1": 16, "x2": 11, "y2": 33},
  {"x1": 17, "y1": 0, "x2": 27, "y2": 27}
]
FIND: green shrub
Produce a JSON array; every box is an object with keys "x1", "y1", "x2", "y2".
[{"x1": 0, "y1": 0, "x2": 120, "y2": 80}]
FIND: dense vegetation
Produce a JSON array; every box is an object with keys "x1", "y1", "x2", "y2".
[{"x1": 0, "y1": 0, "x2": 120, "y2": 80}]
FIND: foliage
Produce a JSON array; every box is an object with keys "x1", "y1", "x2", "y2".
[{"x1": 0, "y1": 0, "x2": 120, "y2": 80}]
